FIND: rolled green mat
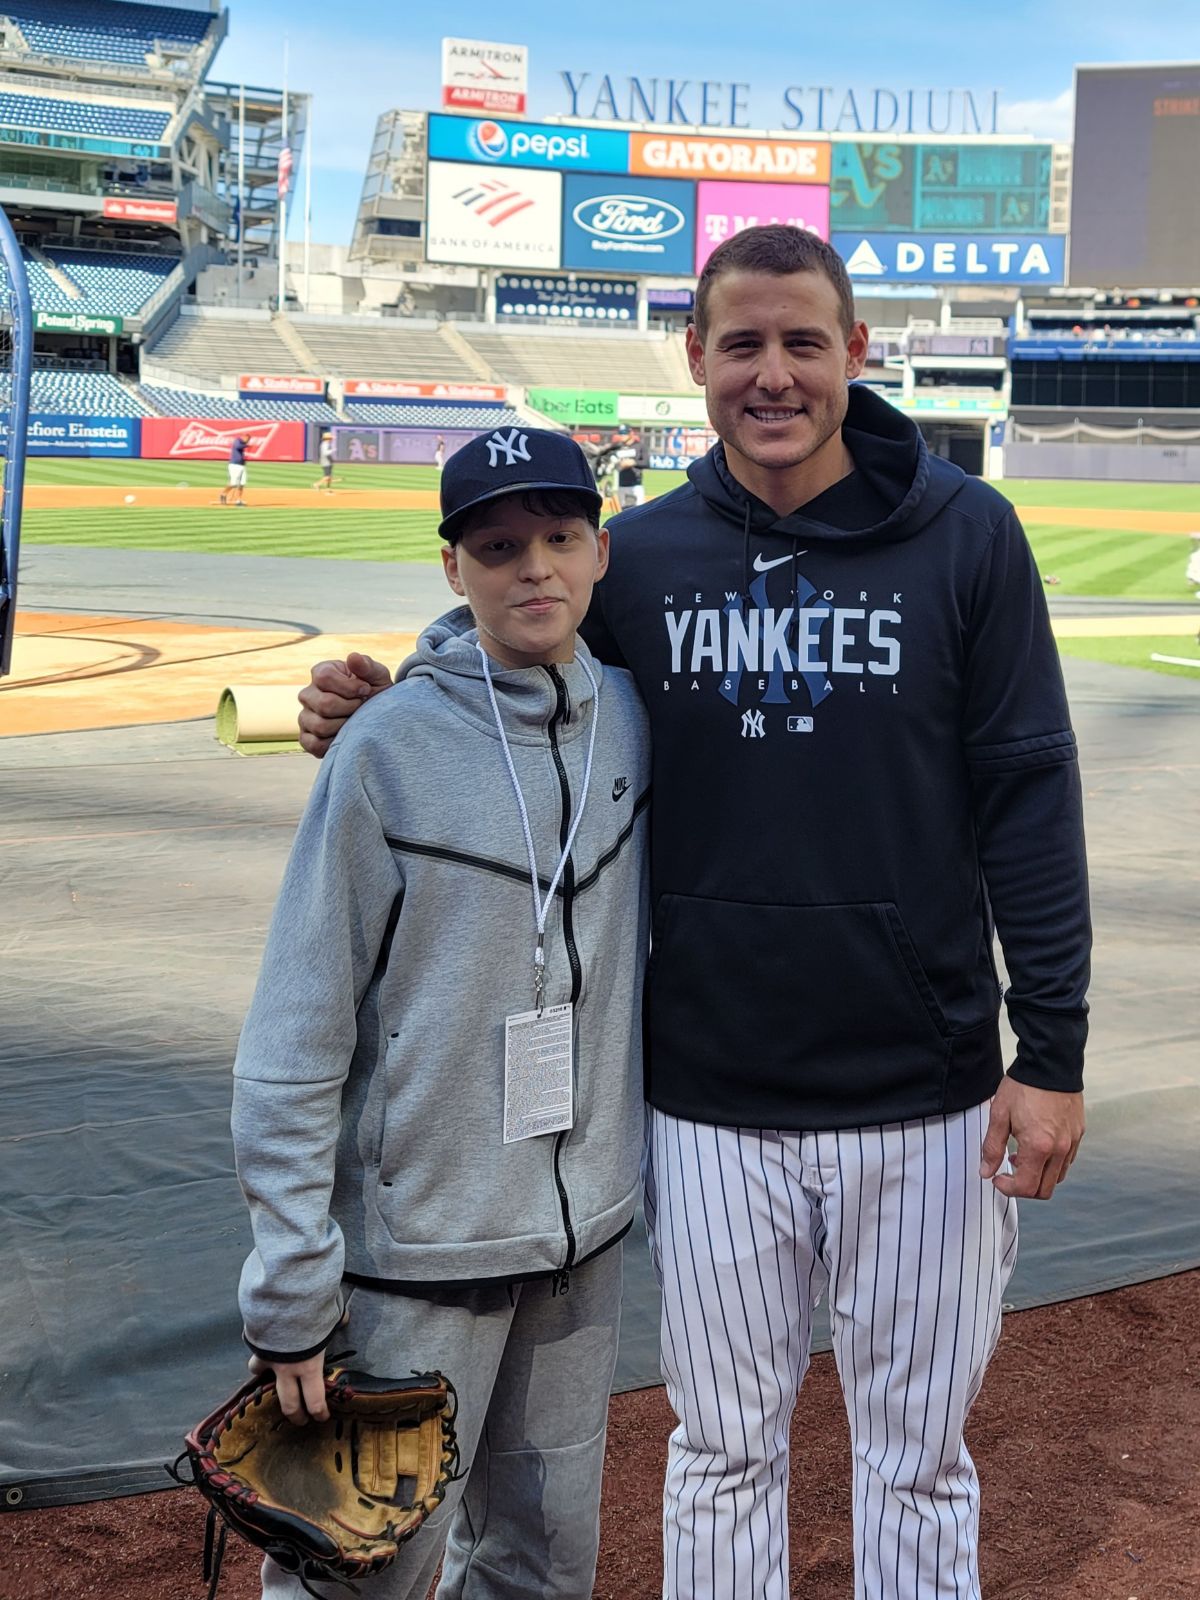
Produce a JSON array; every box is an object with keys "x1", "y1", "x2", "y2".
[{"x1": 215, "y1": 685, "x2": 305, "y2": 754}]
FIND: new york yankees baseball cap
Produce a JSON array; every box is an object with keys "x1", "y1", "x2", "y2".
[{"x1": 438, "y1": 426, "x2": 603, "y2": 541}]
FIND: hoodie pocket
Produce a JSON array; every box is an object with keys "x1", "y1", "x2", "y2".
[{"x1": 647, "y1": 894, "x2": 952, "y2": 1122}]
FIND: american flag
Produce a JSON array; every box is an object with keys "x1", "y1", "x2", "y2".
[{"x1": 277, "y1": 145, "x2": 293, "y2": 199}]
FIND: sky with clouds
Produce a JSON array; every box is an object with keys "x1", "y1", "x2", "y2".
[{"x1": 208, "y1": 0, "x2": 1200, "y2": 246}]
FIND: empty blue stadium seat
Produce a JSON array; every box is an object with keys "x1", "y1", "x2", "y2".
[
  {"x1": 19, "y1": 247, "x2": 178, "y2": 317},
  {"x1": 0, "y1": 92, "x2": 171, "y2": 141},
  {"x1": 139, "y1": 386, "x2": 342, "y2": 423},
  {"x1": 6, "y1": 1, "x2": 210, "y2": 66},
  {"x1": 9, "y1": 369, "x2": 151, "y2": 417}
]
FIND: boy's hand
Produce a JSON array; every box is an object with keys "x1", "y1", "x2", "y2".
[
  {"x1": 297, "y1": 653, "x2": 393, "y2": 757},
  {"x1": 248, "y1": 1351, "x2": 330, "y2": 1425}
]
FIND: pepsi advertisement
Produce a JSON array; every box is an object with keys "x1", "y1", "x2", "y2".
[
  {"x1": 562, "y1": 172, "x2": 696, "y2": 273},
  {"x1": 428, "y1": 112, "x2": 629, "y2": 172}
]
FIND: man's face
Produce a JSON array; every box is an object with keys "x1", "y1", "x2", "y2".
[
  {"x1": 686, "y1": 269, "x2": 869, "y2": 482},
  {"x1": 442, "y1": 497, "x2": 608, "y2": 670}
]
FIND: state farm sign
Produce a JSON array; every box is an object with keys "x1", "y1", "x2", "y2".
[
  {"x1": 630, "y1": 133, "x2": 830, "y2": 184},
  {"x1": 140, "y1": 418, "x2": 307, "y2": 461},
  {"x1": 238, "y1": 373, "x2": 326, "y2": 395},
  {"x1": 343, "y1": 379, "x2": 507, "y2": 401},
  {"x1": 102, "y1": 196, "x2": 178, "y2": 223}
]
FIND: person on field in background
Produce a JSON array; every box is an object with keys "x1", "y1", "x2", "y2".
[
  {"x1": 616, "y1": 449, "x2": 644, "y2": 510},
  {"x1": 223, "y1": 434, "x2": 248, "y2": 506},
  {"x1": 434, "y1": 435, "x2": 446, "y2": 471},
  {"x1": 314, "y1": 431, "x2": 335, "y2": 493},
  {"x1": 295, "y1": 225, "x2": 1090, "y2": 1600}
]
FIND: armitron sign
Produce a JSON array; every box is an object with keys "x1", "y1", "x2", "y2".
[
  {"x1": 342, "y1": 379, "x2": 507, "y2": 401},
  {"x1": 442, "y1": 38, "x2": 528, "y2": 116},
  {"x1": 630, "y1": 133, "x2": 831, "y2": 184}
]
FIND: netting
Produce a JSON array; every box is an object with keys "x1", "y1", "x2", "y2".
[{"x1": 0, "y1": 203, "x2": 33, "y2": 676}]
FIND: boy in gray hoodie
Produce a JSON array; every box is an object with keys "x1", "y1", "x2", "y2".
[{"x1": 232, "y1": 428, "x2": 651, "y2": 1600}]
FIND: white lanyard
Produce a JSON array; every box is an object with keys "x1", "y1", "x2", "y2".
[{"x1": 478, "y1": 644, "x2": 600, "y2": 1015}]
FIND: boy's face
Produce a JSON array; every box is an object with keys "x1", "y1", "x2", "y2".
[
  {"x1": 442, "y1": 497, "x2": 609, "y2": 670},
  {"x1": 686, "y1": 268, "x2": 869, "y2": 482}
]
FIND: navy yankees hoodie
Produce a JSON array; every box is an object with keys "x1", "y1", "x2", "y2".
[{"x1": 584, "y1": 385, "x2": 1090, "y2": 1131}]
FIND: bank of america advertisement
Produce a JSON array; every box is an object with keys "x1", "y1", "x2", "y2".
[
  {"x1": 426, "y1": 160, "x2": 562, "y2": 267},
  {"x1": 562, "y1": 173, "x2": 696, "y2": 273}
]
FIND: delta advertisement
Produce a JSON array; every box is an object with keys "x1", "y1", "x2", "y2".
[
  {"x1": 0, "y1": 415, "x2": 140, "y2": 456},
  {"x1": 140, "y1": 418, "x2": 308, "y2": 460},
  {"x1": 425, "y1": 117, "x2": 1063, "y2": 282}
]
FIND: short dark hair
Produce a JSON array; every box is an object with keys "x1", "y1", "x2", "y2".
[
  {"x1": 449, "y1": 488, "x2": 600, "y2": 545},
  {"x1": 693, "y1": 225, "x2": 857, "y2": 341}
]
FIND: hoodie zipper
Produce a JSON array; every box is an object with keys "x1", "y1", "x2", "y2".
[{"x1": 545, "y1": 663, "x2": 581, "y2": 1288}]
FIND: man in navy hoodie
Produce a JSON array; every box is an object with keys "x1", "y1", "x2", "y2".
[{"x1": 298, "y1": 226, "x2": 1090, "y2": 1600}]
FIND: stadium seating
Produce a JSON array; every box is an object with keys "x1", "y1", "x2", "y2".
[
  {"x1": 149, "y1": 313, "x2": 308, "y2": 382},
  {"x1": 4, "y1": 1, "x2": 210, "y2": 66},
  {"x1": 343, "y1": 404, "x2": 525, "y2": 428},
  {"x1": 0, "y1": 92, "x2": 171, "y2": 142},
  {"x1": 139, "y1": 385, "x2": 341, "y2": 423},
  {"x1": 23, "y1": 369, "x2": 149, "y2": 417},
  {"x1": 456, "y1": 327, "x2": 692, "y2": 392},
  {"x1": 46, "y1": 249, "x2": 177, "y2": 314},
  {"x1": 295, "y1": 323, "x2": 483, "y2": 383}
]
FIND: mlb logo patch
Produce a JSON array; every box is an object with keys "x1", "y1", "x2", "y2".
[{"x1": 787, "y1": 716, "x2": 814, "y2": 733}]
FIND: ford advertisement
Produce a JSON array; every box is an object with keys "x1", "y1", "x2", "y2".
[{"x1": 561, "y1": 172, "x2": 696, "y2": 273}]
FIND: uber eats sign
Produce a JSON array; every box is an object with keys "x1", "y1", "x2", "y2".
[{"x1": 526, "y1": 388, "x2": 619, "y2": 426}]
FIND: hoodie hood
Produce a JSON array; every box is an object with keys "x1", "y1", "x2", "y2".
[
  {"x1": 394, "y1": 604, "x2": 601, "y2": 745},
  {"x1": 687, "y1": 384, "x2": 964, "y2": 546}
]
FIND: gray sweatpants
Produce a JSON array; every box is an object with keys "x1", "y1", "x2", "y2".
[{"x1": 260, "y1": 1243, "x2": 622, "y2": 1600}]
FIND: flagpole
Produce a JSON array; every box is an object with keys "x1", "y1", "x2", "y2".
[
  {"x1": 236, "y1": 82, "x2": 245, "y2": 304},
  {"x1": 276, "y1": 39, "x2": 289, "y2": 313},
  {"x1": 303, "y1": 98, "x2": 312, "y2": 310}
]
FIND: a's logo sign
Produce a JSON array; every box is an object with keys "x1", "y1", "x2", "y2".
[
  {"x1": 740, "y1": 709, "x2": 766, "y2": 739},
  {"x1": 451, "y1": 178, "x2": 534, "y2": 228},
  {"x1": 470, "y1": 120, "x2": 509, "y2": 160},
  {"x1": 572, "y1": 194, "x2": 685, "y2": 241},
  {"x1": 486, "y1": 428, "x2": 531, "y2": 468}
]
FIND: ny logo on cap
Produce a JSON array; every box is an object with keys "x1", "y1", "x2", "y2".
[{"x1": 485, "y1": 428, "x2": 531, "y2": 468}]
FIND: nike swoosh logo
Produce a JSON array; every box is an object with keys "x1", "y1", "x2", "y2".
[
  {"x1": 612, "y1": 777, "x2": 631, "y2": 802},
  {"x1": 752, "y1": 550, "x2": 806, "y2": 572}
]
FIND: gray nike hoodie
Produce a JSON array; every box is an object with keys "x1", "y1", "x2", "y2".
[{"x1": 232, "y1": 609, "x2": 651, "y2": 1361}]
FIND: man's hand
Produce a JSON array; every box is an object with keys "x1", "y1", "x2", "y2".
[
  {"x1": 248, "y1": 1350, "x2": 329, "y2": 1425},
  {"x1": 980, "y1": 1076, "x2": 1085, "y2": 1201},
  {"x1": 297, "y1": 652, "x2": 393, "y2": 757}
]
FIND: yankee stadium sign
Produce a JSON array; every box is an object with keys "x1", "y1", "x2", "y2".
[{"x1": 559, "y1": 74, "x2": 1001, "y2": 135}]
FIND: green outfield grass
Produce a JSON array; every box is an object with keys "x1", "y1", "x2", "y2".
[
  {"x1": 1056, "y1": 632, "x2": 1200, "y2": 680},
  {"x1": 13, "y1": 462, "x2": 1199, "y2": 606}
]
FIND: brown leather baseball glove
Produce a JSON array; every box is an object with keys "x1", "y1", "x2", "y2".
[{"x1": 169, "y1": 1365, "x2": 460, "y2": 1598}]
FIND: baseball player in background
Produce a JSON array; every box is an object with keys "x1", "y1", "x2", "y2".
[{"x1": 297, "y1": 225, "x2": 1090, "y2": 1600}]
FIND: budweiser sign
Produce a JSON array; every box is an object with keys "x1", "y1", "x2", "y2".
[
  {"x1": 141, "y1": 418, "x2": 307, "y2": 461},
  {"x1": 343, "y1": 379, "x2": 507, "y2": 401},
  {"x1": 102, "y1": 196, "x2": 178, "y2": 223},
  {"x1": 238, "y1": 373, "x2": 326, "y2": 395}
]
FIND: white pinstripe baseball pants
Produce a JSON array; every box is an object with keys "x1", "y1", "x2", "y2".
[{"x1": 644, "y1": 1103, "x2": 1018, "y2": 1600}]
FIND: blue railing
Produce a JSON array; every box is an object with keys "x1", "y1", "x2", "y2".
[{"x1": 0, "y1": 201, "x2": 34, "y2": 676}]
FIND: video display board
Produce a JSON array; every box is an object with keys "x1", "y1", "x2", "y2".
[
  {"x1": 831, "y1": 142, "x2": 1052, "y2": 233},
  {"x1": 1069, "y1": 63, "x2": 1200, "y2": 287}
]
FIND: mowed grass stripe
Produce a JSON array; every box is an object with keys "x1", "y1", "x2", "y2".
[
  {"x1": 23, "y1": 508, "x2": 444, "y2": 561},
  {"x1": 20, "y1": 459, "x2": 445, "y2": 491},
  {"x1": 1024, "y1": 524, "x2": 1191, "y2": 600},
  {"x1": 1057, "y1": 633, "x2": 1200, "y2": 680},
  {"x1": 999, "y1": 479, "x2": 1200, "y2": 513}
]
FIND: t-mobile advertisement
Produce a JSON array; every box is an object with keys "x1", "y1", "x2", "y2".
[
  {"x1": 695, "y1": 180, "x2": 830, "y2": 273},
  {"x1": 1069, "y1": 63, "x2": 1200, "y2": 287}
]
